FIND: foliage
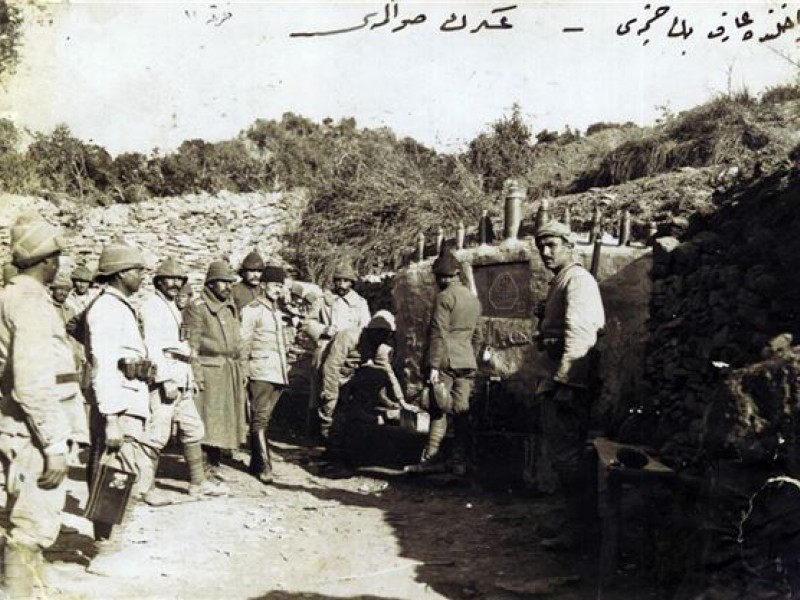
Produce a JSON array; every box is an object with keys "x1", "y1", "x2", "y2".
[
  {"x1": 0, "y1": 1, "x2": 23, "y2": 84},
  {"x1": 465, "y1": 103, "x2": 533, "y2": 193}
]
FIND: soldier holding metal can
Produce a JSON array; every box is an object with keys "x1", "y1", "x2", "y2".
[{"x1": 84, "y1": 242, "x2": 156, "y2": 577}]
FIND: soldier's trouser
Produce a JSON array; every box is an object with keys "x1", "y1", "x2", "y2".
[
  {"x1": 319, "y1": 375, "x2": 355, "y2": 449},
  {"x1": 147, "y1": 389, "x2": 205, "y2": 450},
  {"x1": 307, "y1": 342, "x2": 330, "y2": 437},
  {"x1": 534, "y1": 386, "x2": 591, "y2": 495},
  {"x1": 87, "y1": 409, "x2": 155, "y2": 541},
  {"x1": 0, "y1": 434, "x2": 66, "y2": 549},
  {"x1": 426, "y1": 369, "x2": 474, "y2": 459},
  {"x1": 249, "y1": 381, "x2": 283, "y2": 432},
  {"x1": 249, "y1": 381, "x2": 283, "y2": 474}
]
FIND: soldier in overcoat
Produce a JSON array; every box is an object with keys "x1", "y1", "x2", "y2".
[{"x1": 185, "y1": 261, "x2": 246, "y2": 478}]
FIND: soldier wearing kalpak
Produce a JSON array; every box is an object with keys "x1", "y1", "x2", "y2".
[
  {"x1": 64, "y1": 265, "x2": 97, "y2": 318},
  {"x1": 240, "y1": 265, "x2": 290, "y2": 484},
  {"x1": 84, "y1": 242, "x2": 157, "y2": 576},
  {"x1": 410, "y1": 253, "x2": 481, "y2": 476},
  {"x1": 185, "y1": 261, "x2": 247, "y2": 479},
  {"x1": 139, "y1": 258, "x2": 227, "y2": 500},
  {"x1": 231, "y1": 250, "x2": 265, "y2": 312},
  {"x1": 0, "y1": 214, "x2": 78, "y2": 597},
  {"x1": 533, "y1": 220, "x2": 605, "y2": 550}
]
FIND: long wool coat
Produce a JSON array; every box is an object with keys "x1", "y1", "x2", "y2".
[{"x1": 185, "y1": 288, "x2": 246, "y2": 450}]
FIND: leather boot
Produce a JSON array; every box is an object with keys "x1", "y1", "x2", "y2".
[
  {"x1": 251, "y1": 429, "x2": 274, "y2": 484},
  {"x1": 249, "y1": 431, "x2": 264, "y2": 476},
  {"x1": 2, "y1": 543, "x2": 39, "y2": 598}
]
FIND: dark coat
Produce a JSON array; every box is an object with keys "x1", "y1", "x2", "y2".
[
  {"x1": 425, "y1": 282, "x2": 482, "y2": 371},
  {"x1": 185, "y1": 288, "x2": 246, "y2": 449}
]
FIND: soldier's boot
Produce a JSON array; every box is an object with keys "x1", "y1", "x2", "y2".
[
  {"x1": 248, "y1": 431, "x2": 264, "y2": 476},
  {"x1": 450, "y1": 414, "x2": 471, "y2": 477},
  {"x1": 251, "y1": 429, "x2": 274, "y2": 484},
  {"x1": 405, "y1": 417, "x2": 448, "y2": 473},
  {"x1": 140, "y1": 454, "x2": 173, "y2": 507},
  {"x1": 2, "y1": 543, "x2": 40, "y2": 598},
  {"x1": 86, "y1": 502, "x2": 140, "y2": 578},
  {"x1": 185, "y1": 442, "x2": 228, "y2": 497}
]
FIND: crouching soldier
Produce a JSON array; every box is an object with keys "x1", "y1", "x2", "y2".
[
  {"x1": 0, "y1": 214, "x2": 75, "y2": 597},
  {"x1": 240, "y1": 265, "x2": 290, "y2": 484},
  {"x1": 318, "y1": 311, "x2": 404, "y2": 475},
  {"x1": 139, "y1": 258, "x2": 227, "y2": 501}
]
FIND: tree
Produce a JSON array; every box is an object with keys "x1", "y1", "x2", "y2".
[
  {"x1": 465, "y1": 103, "x2": 533, "y2": 193},
  {"x1": 0, "y1": 1, "x2": 23, "y2": 84}
]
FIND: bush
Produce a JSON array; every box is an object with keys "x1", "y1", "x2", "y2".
[{"x1": 761, "y1": 83, "x2": 800, "y2": 105}]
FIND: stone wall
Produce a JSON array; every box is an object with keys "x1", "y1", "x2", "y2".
[
  {"x1": 393, "y1": 237, "x2": 650, "y2": 423},
  {"x1": 642, "y1": 165, "x2": 800, "y2": 465},
  {"x1": 0, "y1": 190, "x2": 308, "y2": 300}
]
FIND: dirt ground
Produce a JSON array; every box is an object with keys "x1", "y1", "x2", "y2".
[{"x1": 21, "y1": 426, "x2": 673, "y2": 600}]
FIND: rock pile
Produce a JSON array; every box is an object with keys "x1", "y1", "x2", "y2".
[
  {"x1": 0, "y1": 190, "x2": 308, "y2": 298},
  {"x1": 642, "y1": 165, "x2": 800, "y2": 465}
]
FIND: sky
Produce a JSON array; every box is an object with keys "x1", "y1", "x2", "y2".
[{"x1": 2, "y1": 0, "x2": 799, "y2": 155}]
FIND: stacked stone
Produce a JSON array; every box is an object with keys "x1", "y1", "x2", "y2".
[
  {"x1": 644, "y1": 166, "x2": 800, "y2": 465},
  {"x1": 1, "y1": 190, "x2": 307, "y2": 299}
]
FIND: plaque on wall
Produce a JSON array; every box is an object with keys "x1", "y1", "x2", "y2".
[{"x1": 472, "y1": 262, "x2": 532, "y2": 319}]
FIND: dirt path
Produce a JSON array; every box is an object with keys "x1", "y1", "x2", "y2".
[{"x1": 34, "y1": 440, "x2": 668, "y2": 600}]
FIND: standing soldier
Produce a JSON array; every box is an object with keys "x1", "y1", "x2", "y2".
[
  {"x1": 50, "y1": 271, "x2": 91, "y2": 451},
  {"x1": 175, "y1": 281, "x2": 193, "y2": 312},
  {"x1": 240, "y1": 265, "x2": 290, "y2": 484},
  {"x1": 64, "y1": 265, "x2": 96, "y2": 317},
  {"x1": 84, "y1": 242, "x2": 155, "y2": 576},
  {"x1": 231, "y1": 251, "x2": 265, "y2": 311},
  {"x1": 533, "y1": 221, "x2": 604, "y2": 550},
  {"x1": 0, "y1": 214, "x2": 73, "y2": 597},
  {"x1": 304, "y1": 262, "x2": 370, "y2": 439},
  {"x1": 409, "y1": 253, "x2": 481, "y2": 476},
  {"x1": 139, "y1": 258, "x2": 227, "y2": 500},
  {"x1": 185, "y1": 261, "x2": 246, "y2": 480}
]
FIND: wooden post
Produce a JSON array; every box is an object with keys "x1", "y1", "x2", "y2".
[
  {"x1": 646, "y1": 221, "x2": 658, "y2": 247},
  {"x1": 456, "y1": 222, "x2": 465, "y2": 250},
  {"x1": 589, "y1": 205, "x2": 601, "y2": 245},
  {"x1": 479, "y1": 210, "x2": 489, "y2": 245},
  {"x1": 619, "y1": 210, "x2": 631, "y2": 247},
  {"x1": 563, "y1": 205, "x2": 572, "y2": 229},
  {"x1": 590, "y1": 238, "x2": 603, "y2": 278},
  {"x1": 417, "y1": 232, "x2": 425, "y2": 261},
  {"x1": 534, "y1": 196, "x2": 550, "y2": 231},
  {"x1": 503, "y1": 180, "x2": 524, "y2": 240},
  {"x1": 435, "y1": 228, "x2": 444, "y2": 255}
]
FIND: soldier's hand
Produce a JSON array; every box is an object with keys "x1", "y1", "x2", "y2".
[
  {"x1": 39, "y1": 453, "x2": 68, "y2": 489},
  {"x1": 162, "y1": 380, "x2": 180, "y2": 402},
  {"x1": 429, "y1": 368, "x2": 440, "y2": 385},
  {"x1": 105, "y1": 417, "x2": 123, "y2": 451}
]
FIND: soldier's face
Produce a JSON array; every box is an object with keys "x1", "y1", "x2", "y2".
[
  {"x1": 333, "y1": 278, "x2": 352, "y2": 296},
  {"x1": 536, "y1": 237, "x2": 572, "y2": 273},
  {"x1": 119, "y1": 267, "x2": 145, "y2": 294},
  {"x1": 156, "y1": 276, "x2": 185, "y2": 301},
  {"x1": 208, "y1": 280, "x2": 232, "y2": 301},
  {"x1": 264, "y1": 282, "x2": 284, "y2": 301},
  {"x1": 73, "y1": 280, "x2": 90, "y2": 295},
  {"x1": 435, "y1": 274, "x2": 456, "y2": 291},
  {"x1": 175, "y1": 293, "x2": 191, "y2": 310},
  {"x1": 242, "y1": 270, "x2": 261, "y2": 287},
  {"x1": 51, "y1": 287, "x2": 70, "y2": 305}
]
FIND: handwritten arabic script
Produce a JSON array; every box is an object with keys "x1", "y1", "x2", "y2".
[
  {"x1": 617, "y1": 3, "x2": 800, "y2": 46},
  {"x1": 290, "y1": 2, "x2": 517, "y2": 37}
]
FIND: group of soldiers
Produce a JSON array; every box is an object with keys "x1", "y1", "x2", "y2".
[{"x1": 0, "y1": 210, "x2": 605, "y2": 595}]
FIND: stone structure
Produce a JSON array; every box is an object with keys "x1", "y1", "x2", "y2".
[{"x1": 393, "y1": 237, "x2": 650, "y2": 425}]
